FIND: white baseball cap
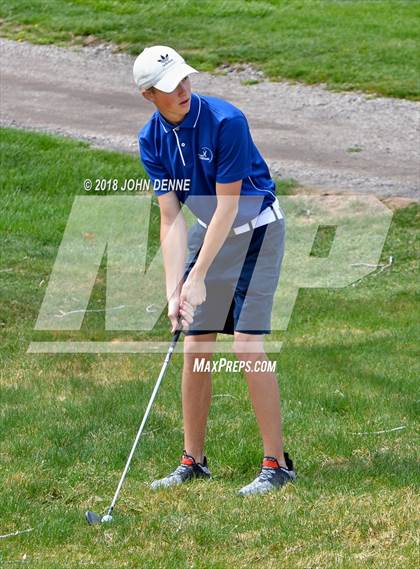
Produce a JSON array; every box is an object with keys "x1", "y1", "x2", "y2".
[{"x1": 133, "y1": 45, "x2": 198, "y2": 92}]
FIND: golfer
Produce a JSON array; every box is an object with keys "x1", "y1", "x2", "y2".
[{"x1": 134, "y1": 46, "x2": 296, "y2": 495}]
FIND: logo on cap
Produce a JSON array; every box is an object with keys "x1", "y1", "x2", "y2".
[{"x1": 157, "y1": 54, "x2": 173, "y2": 67}]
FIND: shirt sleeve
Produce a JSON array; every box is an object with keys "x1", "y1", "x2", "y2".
[
  {"x1": 215, "y1": 116, "x2": 252, "y2": 184},
  {"x1": 139, "y1": 135, "x2": 170, "y2": 197}
]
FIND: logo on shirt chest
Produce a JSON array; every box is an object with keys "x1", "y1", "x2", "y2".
[{"x1": 198, "y1": 146, "x2": 213, "y2": 163}]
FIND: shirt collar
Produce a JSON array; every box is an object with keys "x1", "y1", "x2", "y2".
[{"x1": 159, "y1": 93, "x2": 201, "y2": 133}]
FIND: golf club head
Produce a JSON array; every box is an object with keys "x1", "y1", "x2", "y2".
[{"x1": 85, "y1": 511, "x2": 103, "y2": 525}]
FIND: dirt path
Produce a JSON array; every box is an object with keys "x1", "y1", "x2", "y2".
[{"x1": 1, "y1": 38, "x2": 419, "y2": 198}]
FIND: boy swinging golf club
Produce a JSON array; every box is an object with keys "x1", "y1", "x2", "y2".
[
  {"x1": 85, "y1": 45, "x2": 296, "y2": 526},
  {"x1": 134, "y1": 46, "x2": 296, "y2": 496}
]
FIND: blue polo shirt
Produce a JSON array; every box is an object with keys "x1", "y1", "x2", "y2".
[{"x1": 139, "y1": 93, "x2": 276, "y2": 225}]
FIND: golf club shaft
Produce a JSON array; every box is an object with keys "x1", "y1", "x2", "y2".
[{"x1": 107, "y1": 329, "x2": 182, "y2": 515}]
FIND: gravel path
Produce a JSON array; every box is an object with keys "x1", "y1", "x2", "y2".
[{"x1": 1, "y1": 38, "x2": 419, "y2": 198}]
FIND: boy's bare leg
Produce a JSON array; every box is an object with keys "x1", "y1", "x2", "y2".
[
  {"x1": 234, "y1": 332, "x2": 287, "y2": 468},
  {"x1": 182, "y1": 332, "x2": 217, "y2": 464}
]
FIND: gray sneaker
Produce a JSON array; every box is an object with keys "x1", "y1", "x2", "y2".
[
  {"x1": 238, "y1": 453, "x2": 296, "y2": 496},
  {"x1": 150, "y1": 451, "x2": 211, "y2": 490}
]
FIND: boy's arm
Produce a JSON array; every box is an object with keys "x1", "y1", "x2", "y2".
[
  {"x1": 181, "y1": 180, "x2": 241, "y2": 307},
  {"x1": 181, "y1": 114, "x2": 251, "y2": 308},
  {"x1": 158, "y1": 191, "x2": 193, "y2": 332}
]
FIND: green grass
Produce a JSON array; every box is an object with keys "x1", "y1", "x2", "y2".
[
  {"x1": 1, "y1": 0, "x2": 419, "y2": 100},
  {"x1": 0, "y1": 127, "x2": 419, "y2": 567}
]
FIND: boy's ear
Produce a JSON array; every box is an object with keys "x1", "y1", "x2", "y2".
[{"x1": 142, "y1": 89, "x2": 155, "y2": 103}]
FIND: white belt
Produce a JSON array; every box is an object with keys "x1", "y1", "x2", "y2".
[{"x1": 197, "y1": 198, "x2": 283, "y2": 236}]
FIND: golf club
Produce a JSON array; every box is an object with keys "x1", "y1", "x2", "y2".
[{"x1": 85, "y1": 328, "x2": 182, "y2": 525}]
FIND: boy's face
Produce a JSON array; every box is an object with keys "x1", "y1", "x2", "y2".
[{"x1": 142, "y1": 77, "x2": 192, "y2": 124}]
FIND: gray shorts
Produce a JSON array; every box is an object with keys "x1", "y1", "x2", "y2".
[{"x1": 183, "y1": 216, "x2": 285, "y2": 335}]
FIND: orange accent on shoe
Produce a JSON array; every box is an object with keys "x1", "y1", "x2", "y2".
[
  {"x1": 262, "y1": 458, "x2": 281, "y2": 469},
  {"x1": 181, "y1": 456, "x2": 194, "y2": 466}
]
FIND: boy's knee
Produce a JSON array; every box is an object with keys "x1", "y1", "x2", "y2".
[{"x1": 233, "y1": 332, "x2": 264, "y2": 360}]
